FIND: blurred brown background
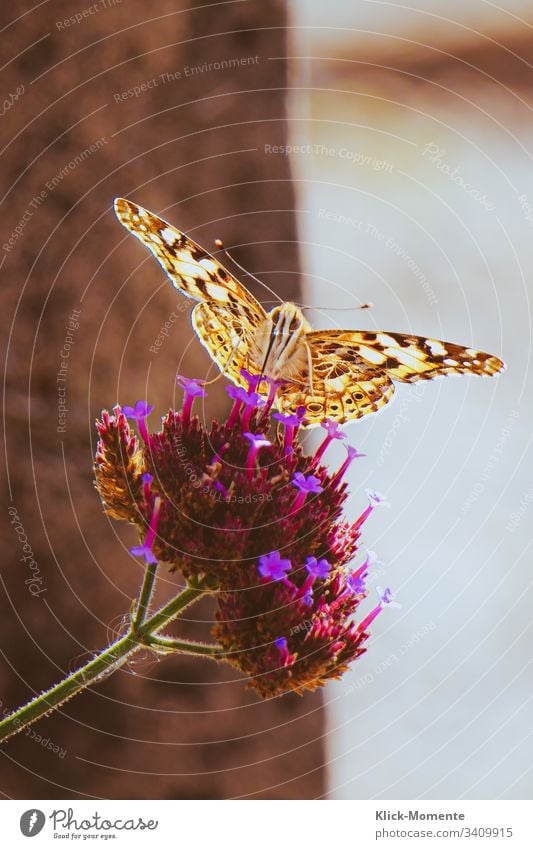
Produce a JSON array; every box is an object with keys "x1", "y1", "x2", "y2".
[{"x1": 0, "y1": 0, "x2": 325, "y2": 799}]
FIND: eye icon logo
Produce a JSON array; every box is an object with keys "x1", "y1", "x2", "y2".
[{"x1": 20, "y1": 809, "x2": 46, "y2": 837}]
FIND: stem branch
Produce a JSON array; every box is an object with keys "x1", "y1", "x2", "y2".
[{"x1": 0, "y1": 581, "x2": 212, "y2": 745}]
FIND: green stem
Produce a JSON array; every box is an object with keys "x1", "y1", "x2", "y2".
[
  {"x1": 0, "y1": 582, "x2": 210, "y2": 745},
  {"x1": 132, "y1": 562, "x2": 158, "y2": 629},
  {"x1": 147, "y1": 635, "x2": 222, "y2": 657}
]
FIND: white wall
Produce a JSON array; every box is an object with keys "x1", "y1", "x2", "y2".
[{"x1": 288, "y1": 2, "x2": 533, "y2": 799}]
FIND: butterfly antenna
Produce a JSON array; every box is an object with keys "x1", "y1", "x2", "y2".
[
  {"x1": 214, "y1": 238, "x2": 284, "y2": 306},
  {"x1": 301, "y1": 302, "x2": 374, "y2": 311}
]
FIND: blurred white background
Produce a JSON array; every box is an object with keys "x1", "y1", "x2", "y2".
[{"x1": 290, "y1": 0, "x2": 533, "y2": 799}]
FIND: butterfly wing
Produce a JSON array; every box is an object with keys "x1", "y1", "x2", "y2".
[
  {"x1": 114, "y1": 198, "x2": 266, "y2": 319},
  {"x1": 191, "y1": 301, "x2": 263, "y2": 387},
  {"x1": 276, "y1": 329, "x2": 504, "y2": 425},
  {"x1": 307, "y1": 330, "x2": 505, "y2": 382},
  {"x1": 276, "y1": 335, "x2": 396, "y2": 425},
  {"x1": 114, "y1": 198, "x2": 267, "y2": 383}
]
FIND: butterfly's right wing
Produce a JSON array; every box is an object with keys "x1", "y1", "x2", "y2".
[
  {"x1": 115, "y1": 198, "x2": 267, "y2": 386},
  {"x1": 114, "y1": 198, "x2": 267, "y2": 323},
  {"x1": 192, "y1": 301, "x2": 265, "y2": 388}
]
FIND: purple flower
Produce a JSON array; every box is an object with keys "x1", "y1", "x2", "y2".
[
  {"x1": 377, "y1": 586, "x2": 400, "y2": 608},
  {"x1": 141, "y1": 472, "x2": 153, "y2": 502},
  {"x1": 243, "y1": 432, "x2": 271, "y2": 479},
  {"x1": 129, "y1": 496, "x2": 161, "y2": 565},
  {"x1": 274, "y1": 636, "x2": 293, "y2": 667},
  {"x1": 358, "y1": 587, "x2": 400, "y2": 633},
  {"x1": 263, "y1": 377, "x2": 282, "y2": 415},
  {"x1": 176, "y1": 375, "x2": 207, "y2": 426},
  {"x1": 292, "y1": 472, "x2": 323, "y2": 495},
  {"x1": 305, "y1": 556, "x2": 331, "y2": 580},
  {"x1": 272, "y1": 409, "x2": 307, "y2": 455},
  {"x1": 121, "y1": 400, "x2": 154, "y2": 443},
  {"x1": 272, "y1": 411, "x2": 303, "y2": 428},
  {"x1": 366, "y1": 489, "x2": 390, "y2": 508},
  {"x1": 122, "y1": 401, "x2": 154, "y2": 420},
  {"x1": 291, "y1": 472, "x2": 324, "y2": 510},
  {"x1": 332, "y1": 444, "x2": 366, "y2": 485},
  {"x1": 312, "y1": 418, "x2": 347, "y2": 466},
  {"x1": 95, "y1": 376, "x2": 391, "y2": 698},
  {"x1": 226, "y1": 385, "x2": 265, "y2": 429},
  {"x1": 347, "y1": 574, "x2": 366, "y2": 595},
  {"x1": 176, "y1": 375, "x2": 207, "y2": 398},
  {"x1": 299, "y1": 555, "x2": 331, "y2": 604},
  {"x1": 353, "y1": 489, "x2": 390, "y2": 530},
  {"x1": 258, "y1": 551, "x2": 292, "y2": 581},
  {"x1": 240, "y1": 368, "x2": 261, "y2": 392},
  {"x1": 226, "y1": 385, "x2": 260, "y2": 406}
]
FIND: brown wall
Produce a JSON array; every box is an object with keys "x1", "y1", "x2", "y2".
[{"x1": 0, "y1": 0, "x2": 325, "y2": 799}]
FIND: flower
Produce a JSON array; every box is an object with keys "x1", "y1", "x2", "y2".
[
  {"x1": 332, "y1": 444, "x2": 366, "y2": 485},
  {"x1": 291, "y1": 471, "x2": 324, "y2": 510},
  {"x1": 121, "y1": 400, "x2": 154, "y2": 443},
  {"x1": 311, "y1": 418, "x2": 347, "y2": 466},
  {"x1": 353, "y1": 488, "x2": 390, "y2": 530},
  {"x1": 243, "y1": 432, "x2": 271, "y2": 479},
  {"x1": 129, "y1": 497, "x2": 161, "y2": 565},
  {"x1": 176, "y1": 375, "x2": 207, "y2": 426},
  {"x1": 272, "y1": 409, "x2": 307, "y2": 455},
  {"x1": 94, "y1": 376, "x2": 396, "y2": 697},
  {"x1": 258, "y1": 551, "x2": 292, "y2": 581},
  {"x1": 305, "y1": 556, "x2": 331, "y2": 579},
  {"x1": 226, "y1": 385, "x2": 265, "y2": 429}
]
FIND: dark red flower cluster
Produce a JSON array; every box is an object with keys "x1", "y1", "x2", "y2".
[{"x1": 94, "y1": 373, "x2": 396, "y2": 696}]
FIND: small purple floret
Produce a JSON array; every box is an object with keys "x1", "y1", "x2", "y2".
[
  {"x1": 291, "y1": 471, "x2": 324, "y2": 510},
  {"x1": 292, "y1": 472, "x2": 323, "y2": 495},
  {"x1": 240, "y1": 368, "x2": 261, "y2": 392},
  {"x1": 258, "y1": 551, "x2": 292, "y2": 581},
  {"x1": 121, "y1": 400, "x2": 154, "y2": 443},
  {"x1": 347, "y1": 574, "x2": 366, "y2": 595},
  {"x1": 272, "y1": 408, "x2": 306, "y2": 454},
  {"x1": 176, "y1": 375, "x2": 207, "y2": 398},
  {"x1": 243, "y1": 432, "x2": 270, "y2": 479},
  {"x1": 130, "y1": 496, "x2": 161, "y2": 565},
  {"x1": 305, "y1": 556, "x2": 331, "y2": 579},
  {"x1": 274, "y1": 636, "x2": 291, "y2": 666}
]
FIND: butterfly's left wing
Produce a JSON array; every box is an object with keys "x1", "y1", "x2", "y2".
[
  {"x1": 276, "y1": 329, "x2": 504, "y2": 426},
  {"x1": 307, "y1": 330, "x2": 505, "y2": 383},
  {"x1": 276, "y1": 334, "x2": 396, "y2": 425}
]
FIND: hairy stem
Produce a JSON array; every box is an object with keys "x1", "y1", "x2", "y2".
[{"x1": 0, "y1": 582, "x2": 211, "y2": 744}]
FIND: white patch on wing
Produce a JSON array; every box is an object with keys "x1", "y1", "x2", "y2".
[
  {"x1": 427, "y1": 339, "x2": 447, "y2": 357},
  {"x1": 205, "y1": 283, "x2": 231, "y2": 301},
  {"x1": 199, "y1": 259, "x2": 219, "y2": 276},
  {"x1": 357, "y1": 345, "x2": 387, "y2": 364},
  {"x1": 161, "y1": 227, "x2": 177, "y2": 245}
]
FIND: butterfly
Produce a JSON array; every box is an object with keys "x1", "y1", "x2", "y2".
[{"x1": 114, "y1": 198, "x2": 505, "y2": 426}]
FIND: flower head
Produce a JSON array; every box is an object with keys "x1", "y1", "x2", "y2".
[{"x1": 95, "y1": 376, "x2": 393, "y2": 697}]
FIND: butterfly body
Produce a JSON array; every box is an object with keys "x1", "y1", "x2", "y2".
[{"x1": 114, "y1": 198, "x2": 505, "y2": 426}]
